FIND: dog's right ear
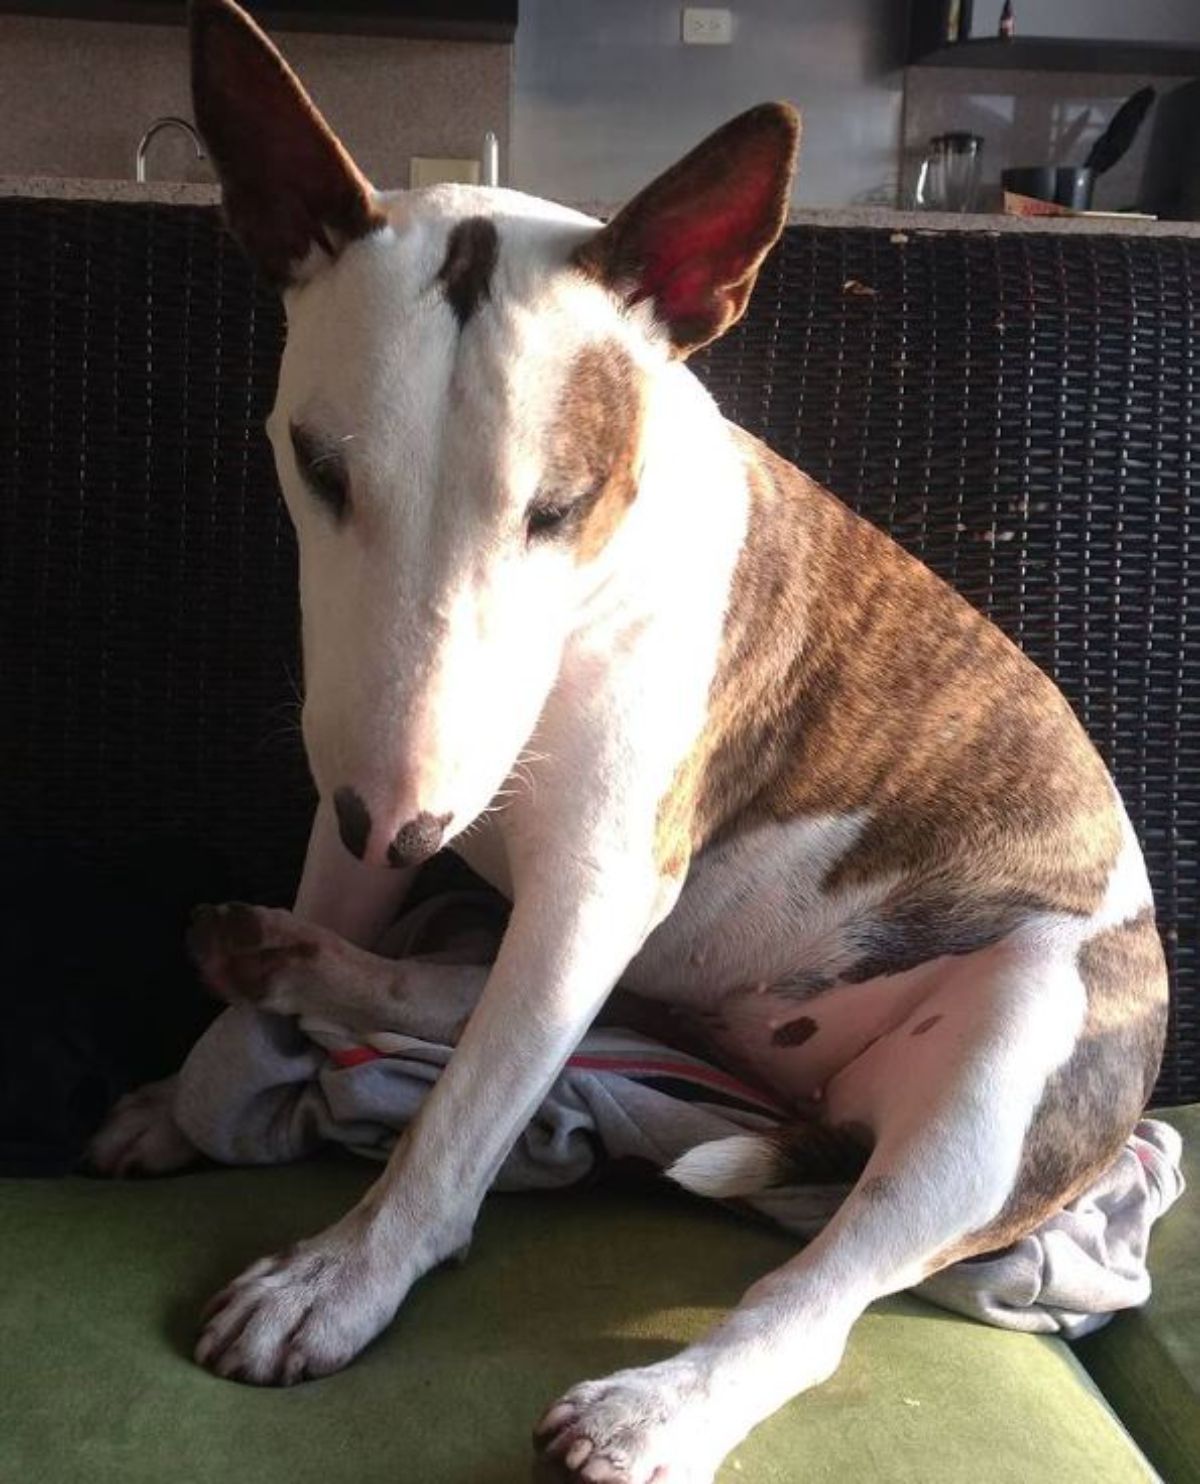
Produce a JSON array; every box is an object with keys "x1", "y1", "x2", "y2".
[{"x1": 190, "y1": 0, "x2": 384, "y2": 287}]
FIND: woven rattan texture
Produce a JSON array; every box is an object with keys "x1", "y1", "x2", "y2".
[{"x1": 1, "y1": 200, "x2": 1195, "y2": 1103}]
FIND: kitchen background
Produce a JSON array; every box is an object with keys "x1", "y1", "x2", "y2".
[{"x1": 1, "y1": 0, "x2": 1198, "y2": 216}]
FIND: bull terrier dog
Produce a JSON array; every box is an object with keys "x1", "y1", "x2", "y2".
[{"x1": 89, "y1": 1, "x2": 1168, "y2": 1478}]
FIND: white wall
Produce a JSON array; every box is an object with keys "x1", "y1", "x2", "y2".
[
  {"x1": 511, "y1": 0, "x2": 906, "y2": 209},
  {"x1": 0, "y1": 14, "x2": 510, "y2": 186}
]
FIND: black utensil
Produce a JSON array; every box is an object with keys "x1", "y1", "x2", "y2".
[{"x1": 1084, "y1": 87, "x2": 1156, "y2": 177}]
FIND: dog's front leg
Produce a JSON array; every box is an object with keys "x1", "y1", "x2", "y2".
[{"x1": 194, "y1": 850, "x2": 675, "y2": 1386}]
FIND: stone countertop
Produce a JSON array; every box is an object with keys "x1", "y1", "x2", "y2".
[{"x1": 6, "y1": 176, "x2": 1200, "y2": 238}]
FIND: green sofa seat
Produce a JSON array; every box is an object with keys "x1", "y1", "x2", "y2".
[
  {"x1": 1078, "y1": 1104, "x2": 1200, "y2": 1484},
  {"x1": 0, "y1": 1152, "x2": 1162, "y2": 1484}
]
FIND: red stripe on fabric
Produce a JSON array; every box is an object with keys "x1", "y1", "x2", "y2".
[
  {"x1": 327, "y1": 1045, "x2": 784, "y2": 1116},
  {"x1": 329, "y1": 1046, "x2": 386, "y2": 1068},
  {"x1": 565, "y1": 1054, "x2": 785, "y2": 1113}
]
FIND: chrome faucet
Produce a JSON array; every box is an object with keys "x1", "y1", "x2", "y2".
[{"x1": 135, "y1": 117, "x2": 205, "y2": 184}]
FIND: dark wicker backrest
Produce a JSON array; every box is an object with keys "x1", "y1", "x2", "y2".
[{"x1": 0, "y1": 200, "x2": 1196, "y2": 1103}]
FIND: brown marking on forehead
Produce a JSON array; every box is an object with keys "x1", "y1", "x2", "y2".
[
  {"x1": 541, "y1": 342, "x2": 645, "y2": 563},
  {"x1": 437, "y1": 216, "x2": 499, "y2": 327},
  {"x1": 771, "y1": 1015, "x2": 819, "y2": 1048},
  {"x1": 934, "y1": 908, "x2": 1167, "y2": 1269},
  {"x1": 654, "y1": 425, "x2": 1123, "y2": 960},
  {"x1": 910, "y1": 1014, "x2": 943, "y2": 1037}
]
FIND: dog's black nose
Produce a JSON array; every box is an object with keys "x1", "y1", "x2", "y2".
[
  {"x1": 333, "y1": 786, "x2": 372, "y2": 861},
  {"x1": 387, "y1": 811, "x2": 451, "y2": 868}
]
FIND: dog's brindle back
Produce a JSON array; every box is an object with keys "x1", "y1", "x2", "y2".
[{"x1": 90, "y1": 6, "x2": 1169, "y2": 1480}]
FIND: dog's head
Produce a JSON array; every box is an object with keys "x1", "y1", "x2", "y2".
[{"x1": 191, "y1": 0, "x2": 798, "y2": 867}]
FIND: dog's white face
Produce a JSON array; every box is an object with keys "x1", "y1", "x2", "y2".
[
  {"x1": 271, "y1": 191, "x2": 652, "y2": 864},
  {"x1": 192, "y1": 0, "x2": 797, "y2": 866}
]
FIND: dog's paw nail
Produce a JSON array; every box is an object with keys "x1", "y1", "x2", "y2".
[
  {"x1": 536, "y1": 1402, "x2": 578, "y2": 1438},
  {"x1": 581, "y1": 1460, "x2": 623, "y2": 1484},
  {"x1": 564, "y1": 1438, "x2": 595, "y2": 1471}
]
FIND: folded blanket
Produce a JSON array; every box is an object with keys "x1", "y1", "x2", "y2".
[{"x1": 175, "y1": 900, "x2": 1185, "y2": 1341}]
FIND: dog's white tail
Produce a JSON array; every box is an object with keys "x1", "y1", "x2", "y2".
[
  {"x1": 666, "y1": 1133, "x2": 793, "y2": 1198},
  {"x1": 667, "y1": 1124, "x2": 872, "y2": 1199}
]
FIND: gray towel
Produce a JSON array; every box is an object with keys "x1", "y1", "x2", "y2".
[{"x1": 175, "y1": 996, "x2": 1184, "y2": 1340}]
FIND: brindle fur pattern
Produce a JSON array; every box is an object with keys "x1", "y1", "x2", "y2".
[
  {"x1": 660, "y1": 427, "x2": 1122, "y2": 971},
  {"x1": 952, "y1": 907, "x2": 1168, "y2": 1260}
]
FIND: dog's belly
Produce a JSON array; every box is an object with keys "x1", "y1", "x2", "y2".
[
  {"x1": 620, "y1": 814, "x2": 952, "y2": 1104},
  {"x1": 454, "y1": 811, "x2": 988, "y2": 1108}
]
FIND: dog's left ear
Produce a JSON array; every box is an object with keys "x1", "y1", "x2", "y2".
[
  {"x1": 574, "y1": 103, "x2": 799, "y2": 358},
  {"x1": 190, "y1": 0, "x2": 384, "y2": 286}
]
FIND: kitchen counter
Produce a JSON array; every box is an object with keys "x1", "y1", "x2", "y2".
[{"x1": 6, "y1": 176, "x2": 1200, "y2": 238}]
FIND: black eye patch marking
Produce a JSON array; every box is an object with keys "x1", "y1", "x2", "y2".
[{"x1": 290, "y1": 423, "x2": 350, "y2": 520}]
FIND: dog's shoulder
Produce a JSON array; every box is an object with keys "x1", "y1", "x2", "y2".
[{"x1": 659, "y1": 424, "x2": 1125, "y2": 931}]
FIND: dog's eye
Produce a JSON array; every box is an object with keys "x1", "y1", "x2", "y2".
[
  {"x1": 526, "y1": 500, "x2": 574, "y2": 540},
  {"x1": 291, "y1": 423, "x2": 350, "y2": 521}
]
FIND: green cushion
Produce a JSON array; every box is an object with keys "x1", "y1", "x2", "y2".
[
  {"x1": 1078, "y1": 1103, "x2": 1200, "y2": 1484},
  {"x1": 0, "y1": 1160, "x2": 1154, "y2": 1483}
]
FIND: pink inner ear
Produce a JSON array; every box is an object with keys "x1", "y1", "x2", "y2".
[{"x1": 632, "y1": 166, "x2": 781, "y2": 319}]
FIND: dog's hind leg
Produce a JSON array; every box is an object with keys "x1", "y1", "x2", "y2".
[
  {"x1": 536, "y1": 924, "x2": 1164, "y2": 1483},
  {"x1": 85, "y1": 1075, "x2": 200, "y2": 1177}
]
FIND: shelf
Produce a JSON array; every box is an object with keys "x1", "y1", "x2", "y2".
[{"x1": 910, "y1": 36, "x2": 1200, "y2": 78}]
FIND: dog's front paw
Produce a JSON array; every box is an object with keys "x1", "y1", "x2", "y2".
[
  {"x1": 187, "y1": 902, "x2": 326, "y2": 1012},
  {"x1": 85, "y1": 1076, "x2": 200, "y2": 1177},
  {"x1": 535, "y1": 1362, "x2": 722, "y2": 1484},
  {"x1": 195, "y1": 1221, "x2": 405, "y2": 1386}
]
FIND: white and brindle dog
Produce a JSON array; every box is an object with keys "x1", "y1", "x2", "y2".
[{"x1": 89, "y1": 2, "x2": 1169, "y2": 1478}]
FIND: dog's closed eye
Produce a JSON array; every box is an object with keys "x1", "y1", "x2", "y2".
[
  {"x1": 526, "y1": 500, "x2": 574, "y2": 540},
  {"x1": 291, "y1": 423, "x2": 350, "y2": 520},
  {"x1": 525, "y1": 475, "x2": 608, "y2": 544}
]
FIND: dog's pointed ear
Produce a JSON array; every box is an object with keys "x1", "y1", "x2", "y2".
[
  {"x1": 574, "y1": 103, "x2": 799, "y2": 358},
  {"x1": 190, "y1": 0, "x2": 384, "y2": 286}
]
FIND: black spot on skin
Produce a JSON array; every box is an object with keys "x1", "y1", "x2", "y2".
[
  {"x1": 437, "y1": 216, "x2": 499, "y2": 327},
  {"x1": 388, "y1": 811, "x2": 452, "y2": 868},
  {"x1": 772, "y1": 1015, "x2": 819, "y2": 1047},
  {"x1": 334, "y1": 786, "x2": 371, "y2": 860},
  {"x1": 911, "y1": 1013, "x2": 944, "y2": 1036}
]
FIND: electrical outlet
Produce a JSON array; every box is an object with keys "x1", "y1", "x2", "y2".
[
  {"x1": 409, "y1": 156, "x2": 481, "y2": 188},
  {"x1": 682, "y1": 7, "x2": 733, "y2": 45}
]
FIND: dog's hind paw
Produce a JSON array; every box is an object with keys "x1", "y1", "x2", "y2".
[
  {"x1": 85, "y1": 1076, "x2": 200, "y2": 1177},
  {"x1": 534, "y1": 1363, "x2": 725, "y2": 1484},
  {"x1": 187, "y1": 902, "x2": 327, "y2": 1011}
]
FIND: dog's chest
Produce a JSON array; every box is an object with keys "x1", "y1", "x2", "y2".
[{"x1": 624, "y1": 812, "x2": 891, "y2": 1004}]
